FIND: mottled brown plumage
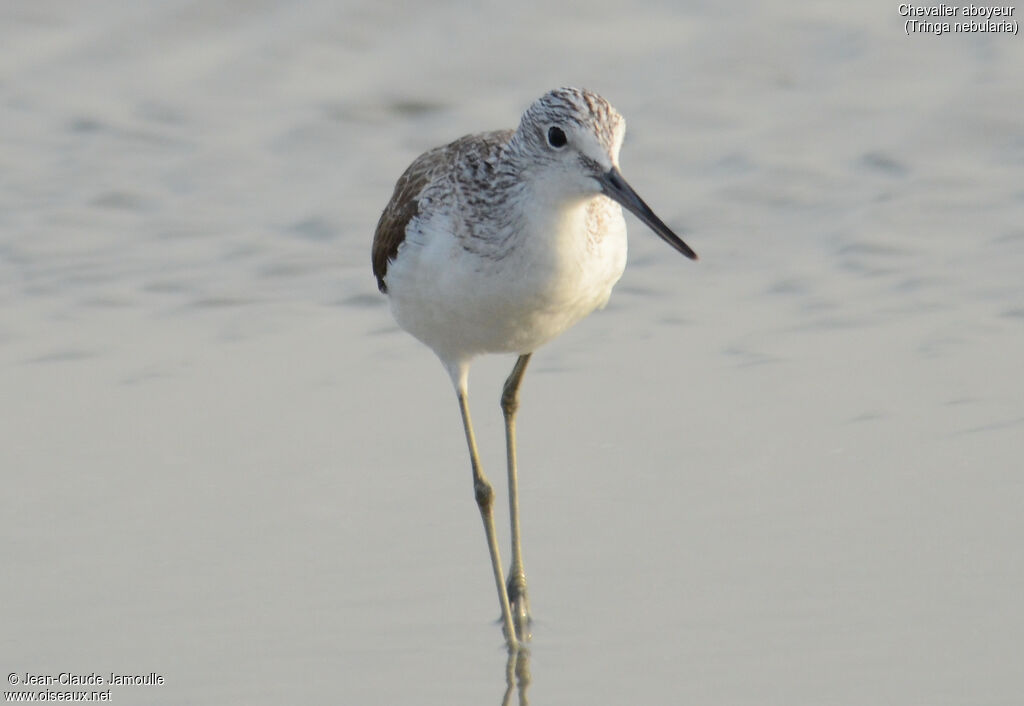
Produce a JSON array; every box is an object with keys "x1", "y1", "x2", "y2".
[
  {"x1": 372, "y1": 130, "x2": 517, "y2": 293},
  {"x1": 372, "y1": 156, "x2": 432, "y2": 293}
]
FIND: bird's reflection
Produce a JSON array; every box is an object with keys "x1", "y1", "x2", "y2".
[{"x1": 501, "y1": 646, "x2": 530, "y2": 706}]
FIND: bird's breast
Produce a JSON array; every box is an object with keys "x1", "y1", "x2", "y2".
[
  {"x1": 512, "y1": 195, "x2": 627, "y2": 304},
  {"x1": 387, "y1": 195, "x2": 627, "y2": 362}
]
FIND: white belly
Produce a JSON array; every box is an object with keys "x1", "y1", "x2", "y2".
[{"x1": 386, "y1": 197, "x2": 628, "y2": 367}]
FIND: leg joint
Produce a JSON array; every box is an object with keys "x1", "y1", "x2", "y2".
[
  {"x1": 500, "y1": 383, "x2": 520, "y2": 416},
  {"x1": 500, "y1": 354, "x2": 531, "y2": 417},
  {"x1": 474, "y1": 477, "x2": 494, "y2": 509}
]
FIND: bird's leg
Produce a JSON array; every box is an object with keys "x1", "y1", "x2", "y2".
[
  {"x1": 456, "y1": 383, "x2": 519, "y2": 650},
  {"x1": 501, "y1": 353, "x2": 532, "y2": 642}
]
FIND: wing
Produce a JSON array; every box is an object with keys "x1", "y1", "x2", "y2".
[
  {"x1": 372, "y1": 152, "x2": 437, "y2": 293},
  {"x1": 372, "y1": 130, "x2": 515, "y2": 293}
]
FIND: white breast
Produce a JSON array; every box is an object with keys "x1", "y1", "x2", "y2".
[{"x1": 386, "y1": 195, "x2": 628, "y2": 367}]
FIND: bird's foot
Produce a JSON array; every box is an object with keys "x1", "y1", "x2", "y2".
[{"x1": 507, "y1": 571, "x2": 532, "y2": 643}]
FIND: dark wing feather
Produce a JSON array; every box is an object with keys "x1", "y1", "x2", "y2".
[{"x1": 372, "y1": 155, "x2": 436, "y2": 293}]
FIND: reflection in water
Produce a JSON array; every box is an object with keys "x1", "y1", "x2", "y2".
[{"x1": 501, "y1": 647, "x2": 531, "y2": 706}]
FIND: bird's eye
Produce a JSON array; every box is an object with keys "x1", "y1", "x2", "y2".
[{"x1": 546, "y1": 126, "x2": 567, "y2": 149}]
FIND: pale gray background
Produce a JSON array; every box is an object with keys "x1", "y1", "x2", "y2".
[{"x1": 2, "y1": 1, "x2": 1022, "y2": 704}]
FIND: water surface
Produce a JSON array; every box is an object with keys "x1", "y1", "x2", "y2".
[{"x1": 2, "y1": 2, "x2": 1022, "y2": 704}]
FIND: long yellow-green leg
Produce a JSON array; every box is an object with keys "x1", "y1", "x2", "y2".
[
  {"x1": 454, "y1": 374, "x2": 519, "y2": 650},
  {"x1": 501, "y1": 353, "x2": 532, "y2": 642}
]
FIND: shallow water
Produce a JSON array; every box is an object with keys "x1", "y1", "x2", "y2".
[{"x1": 3, "y1": 2, "x2": 1023, "y2": 704}]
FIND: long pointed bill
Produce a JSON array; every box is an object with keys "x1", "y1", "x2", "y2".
[{"x1": 598, "y1": 166, "x2": 697, "y2": 260}]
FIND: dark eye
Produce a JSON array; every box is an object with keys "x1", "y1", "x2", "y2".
[{"x1": 547, "y1": 126, "x2": 567, "y2": 149}]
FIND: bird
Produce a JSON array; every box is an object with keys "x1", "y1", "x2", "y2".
[{"x1": 372, "y1": 87, "x2": 697, "y2": 650}]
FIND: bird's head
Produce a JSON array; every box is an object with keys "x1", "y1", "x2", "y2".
[{"x1": 512, "y1": 87, "x2": 696, "y2": 260}]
